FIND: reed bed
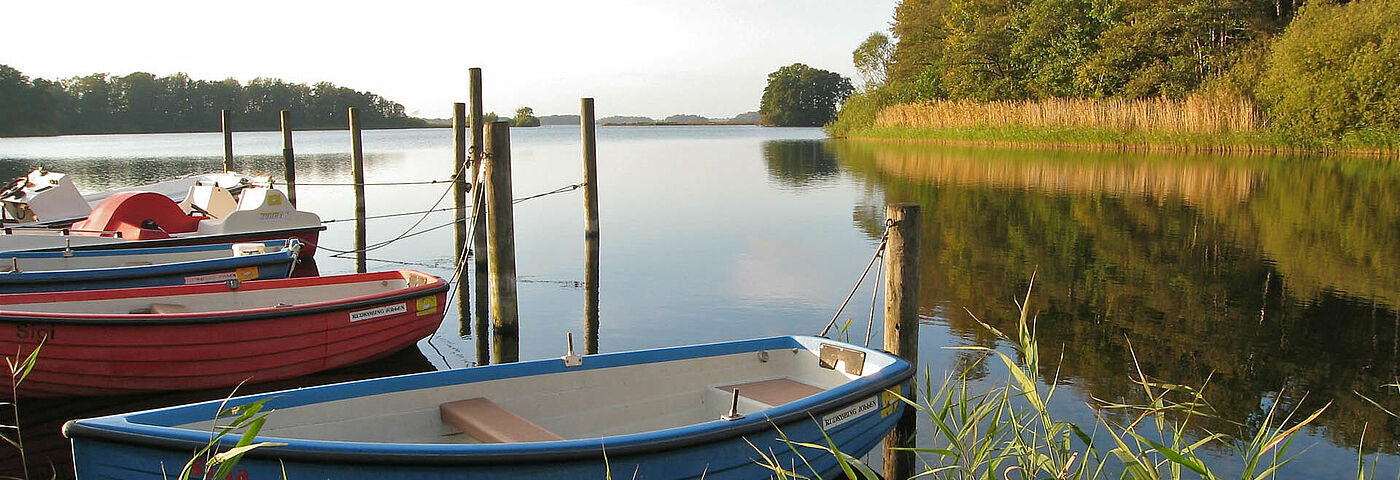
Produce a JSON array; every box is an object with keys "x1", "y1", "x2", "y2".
[
  {"x1": 876, "y1": 95, "x2": 1265, "y2": 135},
  {"x1": 759, "y1": 279, "x2": 1351, "y2": 480}
]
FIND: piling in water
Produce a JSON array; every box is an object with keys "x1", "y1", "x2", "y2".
[
  {"x1": 484, "y1": 121, "x2": 519, "y2": 364},
  {"x1": 280, "y1": 110, "x2": 297, "y2": 206},
  {"x1": 882, "y1": 202, "x2": 920, "y2": 480},
  {"x1": 349, "y1": 107, "x2": 367, "y2": 274}
]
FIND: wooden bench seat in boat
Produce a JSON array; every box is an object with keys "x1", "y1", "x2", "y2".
[
  {"x1": 718, "y1": 378, "x2": 825, "y2": 406},
  {"x1": 439, "y1": 397, "x2": 563, "y2": 443}
]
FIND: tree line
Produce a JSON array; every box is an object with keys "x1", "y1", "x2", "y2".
[
  {"x1": 0, "y1": 65, "x2": 426, "y2": 137},
  {"x1": 842, "y1": 0, "x2": 1399, "y2": 143}
]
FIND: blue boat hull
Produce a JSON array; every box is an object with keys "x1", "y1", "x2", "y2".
[
  {"x1": 0, "y1": 239, "x2": 298, "y2": 293},
  {"x1": 66, "y1": 336, "x2": 914, "y2": 479},
  {"x1": 72, "y1": 394, "x2": 905, "y2": 479}
]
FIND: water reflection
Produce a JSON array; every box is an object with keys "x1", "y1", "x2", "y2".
[{"x1": 834, "y1": 140, "x2": 1400, "y2": 459}]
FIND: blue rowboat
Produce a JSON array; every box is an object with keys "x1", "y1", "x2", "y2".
[
  {"x1": 64, "y1": 336, "x2": 914, "y2": 479},
  {"x1": 0, "y1": 239, "x2": 300, "y2": 293}
]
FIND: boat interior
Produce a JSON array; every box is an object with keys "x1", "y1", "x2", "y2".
[{"x1": 173, "y1": 344, "x2": 884, "y2": 444}]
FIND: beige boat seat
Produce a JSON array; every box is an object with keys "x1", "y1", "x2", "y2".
[
  {"x1": 440, "y1": 397, "x2": 563, "y2": 443},
  {"x1": 717, "y1": 378, "x2": 825, "y2": 406}
]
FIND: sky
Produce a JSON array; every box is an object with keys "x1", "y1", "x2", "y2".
[{"x1": 3, "y1": 0, "x2": 898, "y2": 119}]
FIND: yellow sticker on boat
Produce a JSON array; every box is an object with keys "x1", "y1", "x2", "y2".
[
  {"x1": 416, "y1": 296, "x2": 438, "y2": 316},
  {"x1": 881, "y1": 389, "x2": 899, "y2": 417},
  {"x1": 236, "y1": 266, "x2": 258, "y2": 280}
]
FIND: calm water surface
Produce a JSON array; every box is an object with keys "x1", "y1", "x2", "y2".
[{"x1": 1, "y1": 126, "x2": 1396, "y2": 478}]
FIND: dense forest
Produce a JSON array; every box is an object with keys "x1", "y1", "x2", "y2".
[
  {"x1": 837, "y1": 0, "x2": 1399, "y2": 147},
  {"x1": 0, "y1": 65, "x2": 425, "y2": 137}
]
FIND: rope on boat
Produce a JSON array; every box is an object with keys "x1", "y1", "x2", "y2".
[{"x1": 818, "y1": 219, "x2": 894, "y2": 341}]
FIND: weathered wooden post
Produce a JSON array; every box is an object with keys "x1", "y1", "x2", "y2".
[
  {"x1": 452, "y1": 102, "x2": 470, "y2": 337},
  {"x1": 484, "y1": 121, "x2": 519, "y2": 364},
  {"x1": 348, "y1": 107, "x2": 367, "y2": 274},
  {"x1": 220, "y1": 109, "x2": 234, "y2": 172},
  {"x1": 883, "y1": 203, "x2": 920, "y2": 480},
  {"x1": 279, "y1": 110, "x2": 297, "y2": 206},
  {"x1": 581, "y1": 98, "x2": 601, "y2": 354},
  {"x1": 470, "y1": 68, "x2": 490, "y2": 365}
]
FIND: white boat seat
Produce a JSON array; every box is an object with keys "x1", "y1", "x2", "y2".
[
  {"x1": 440, "y1": 397, "x2": 563, "y2": 443},
  {"x1": 717, "y1": 378, "x2": 825, "y2": 407}
]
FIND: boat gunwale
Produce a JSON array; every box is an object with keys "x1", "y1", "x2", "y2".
[
  {"x1": 0, "y1": 269, "x2": 447, "y2": 326},
  {"x1": 0, "y1": 239, "x2": 300, "y2": 284},
  {"x1": 63, "y1": 336, "x2": 914, "y2": 465},
  {"x1": 1, "y1": 224, "x2": 326, "y2": 251}
]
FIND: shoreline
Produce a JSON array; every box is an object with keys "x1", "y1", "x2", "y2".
[{"x1": 840, "y1": 126, "x2": 1399, "y2": 158}]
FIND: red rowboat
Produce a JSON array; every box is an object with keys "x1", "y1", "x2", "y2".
[{"x1": 0, "y1": 270, "x2": 447, "y2": 398}]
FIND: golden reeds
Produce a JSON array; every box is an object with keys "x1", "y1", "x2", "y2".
[{"x1": 875, "y1": 94, "x2": 1265, "y2": 134}]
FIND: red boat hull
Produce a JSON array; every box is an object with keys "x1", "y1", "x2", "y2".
[{"x1": 0, "y1": 270, "x2": 446, "y2": 398}]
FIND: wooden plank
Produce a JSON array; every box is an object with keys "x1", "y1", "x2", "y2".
[{"x1": 440, "y1": 397, "x2": 562, "y2": 443}]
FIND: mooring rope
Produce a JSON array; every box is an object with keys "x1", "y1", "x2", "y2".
[
  {"x1": 293, "y1": 179, "x2": 455, "y2": 187},
  {"x1": 818, "y1": 219, "x2": 894, "y2": 339},
  {"x1": 322, "y1": 207, "x2": 465, "y2": 223},
  {"x1": 318, "y1": 182, "x2": 586, "y2": 255}
]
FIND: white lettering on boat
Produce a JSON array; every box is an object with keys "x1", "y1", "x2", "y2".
[
  {"x1": 349, "y1": 303, "x2": 408, "y2": 322},
  {"x1": 184, "y1": 271, "x2": 238, "y2": 284},
  {"x1": 822, "y1": 395, "x2": 879, "y2": 430}
]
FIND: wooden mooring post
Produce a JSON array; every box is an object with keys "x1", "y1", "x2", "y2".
[
  {"x1": 484, "y1": 121, "x2": 520, "y2": 364},
  {"x1": 280, "y1": 110, "x2": 297, "y2": 206},
  {"x1": 348, "y1": 107, "x2": 367, "y2": 274},
  {"x1": 883, "y1": 203, "x2": 920, "y2": 480},
  {"x1": 581, "y1": 98, "x2": 601, "y2": 354},
  {"x1": 221, "y1": 109, "x2": 234, "y2": 172},
  {"x1": 452, "y1": 102, "x2": 470, "y2": 336},
  {"x1": 469, "y1": 68, "x2": 490, "y2": 365}
]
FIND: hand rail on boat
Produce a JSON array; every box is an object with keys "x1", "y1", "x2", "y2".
[{"x1": 2, "y1": 226, "x2": 124, "y2": 238}]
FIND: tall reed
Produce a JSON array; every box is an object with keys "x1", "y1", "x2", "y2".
[
  {"x1": 874, "y1": 94, "x2": 1265, "y2": 135},
  {"x1": 757, "y1": 277, "x2": 1340, "y2": 479},
  {"x1": 3, "y1": 340, "x2": 42, "y2": 480}
]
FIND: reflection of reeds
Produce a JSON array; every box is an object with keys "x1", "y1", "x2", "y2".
[
  {"x1": 856, "y1": 144, "x2": 1261, "y2": 208},
  {"x1": 876, "y1": 94, "x2": 1264, "y2": 134}
]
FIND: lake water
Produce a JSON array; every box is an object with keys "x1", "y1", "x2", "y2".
[{"x1": 1, "y1": 126, "x2": 1397, "y2": 478}]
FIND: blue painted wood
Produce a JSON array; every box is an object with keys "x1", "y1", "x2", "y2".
[
  {"x1": 65, "y1": 336, "x2": 914, "y2": 479},
  {"x1": 0, "y1": 239, "x2": 300, "y2": 293}
]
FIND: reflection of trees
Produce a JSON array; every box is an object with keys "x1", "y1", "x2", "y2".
[
  {"x1": 761, "y1": 140, "x2": 840, "y2": 188},
  {"x1": 834, "y1": 140, "x2": 1400, "y2": 453}
]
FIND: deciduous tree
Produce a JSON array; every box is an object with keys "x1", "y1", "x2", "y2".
[{"x1": 759, "y1": 63, "x2": 854, "y2": 127}]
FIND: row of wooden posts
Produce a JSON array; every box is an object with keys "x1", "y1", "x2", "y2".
[{"x1": 216, "y1": 69, "x2": 919, "y2": 478}]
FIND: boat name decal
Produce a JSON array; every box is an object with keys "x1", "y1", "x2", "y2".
[
  {"x1": 349, "y1": 303, "x2": 408, "y2": 322},
  {"x1": 184, "y1": 271, "x2": 239, "y2": 284},
  {"x1": 259, "y1": 212, "x2": 287, "y2": 221},
  {"x1": 15, "y1": 323, "x2": 55, "y2": 340},
  {"x1": 822, "y1": 395, "x2": 879, "y2": 430},
  {"x1": 415, "y1": 296, "x2": 438, "y2": 316}
]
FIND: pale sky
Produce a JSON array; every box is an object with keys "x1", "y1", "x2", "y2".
[{"x1": 3, "y1": 0, "x2": 897, "y2": 119}]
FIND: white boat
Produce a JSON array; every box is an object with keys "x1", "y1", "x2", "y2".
[{"x1": 0, "y1": 169, "x2": 323, "y2": 257}]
